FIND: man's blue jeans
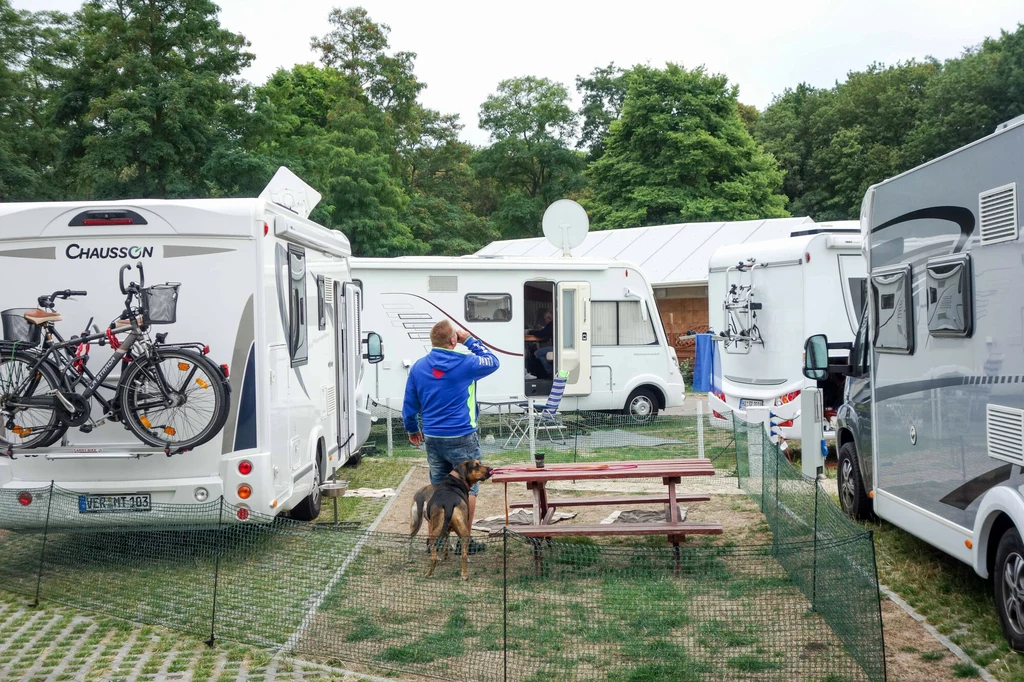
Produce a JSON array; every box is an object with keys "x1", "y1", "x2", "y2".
[{"x1": 424, "y1": 432, "x2": 482, "y2": 495}]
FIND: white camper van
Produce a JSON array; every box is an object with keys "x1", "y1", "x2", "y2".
[
  {"x1": 802, "y1": 117, "x2": 1024, "y2": 648},
  {"x1": 353, "y1": 256, "x2": 685, "y2": 419},
  {"x1": 0, "y1": 168, "x2": 382, "y2": 526},
  {"x1": 707, "y1": 226, "x2": 865, "y2": 439}
]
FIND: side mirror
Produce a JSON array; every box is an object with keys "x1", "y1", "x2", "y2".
[
  {"x1": 803, "y1": 334, "x2": 829, "y2": 381},
  {"x1": 364, "y1": 331, "x2": 384, "y2": 365}
]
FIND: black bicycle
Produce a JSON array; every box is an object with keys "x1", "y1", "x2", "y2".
[{"x1": 0, "y1": 263, "x2": 230, "y2": 455}]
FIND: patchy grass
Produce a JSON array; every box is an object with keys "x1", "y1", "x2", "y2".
[{"x1": 867, "y1": 518, "x2": 1022, "y2": 679}]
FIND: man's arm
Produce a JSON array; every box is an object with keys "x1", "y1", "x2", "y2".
[
  {"x1": 402, "y1": 372, "x2": 422, "y2": 437},
  {"x1": 459, "y1": 331, "x2": 500, "y2": 379}
]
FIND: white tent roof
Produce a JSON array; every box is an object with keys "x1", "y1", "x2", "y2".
[{"x1": 476, "y1": 217, "x2": 848, "y2": 287}]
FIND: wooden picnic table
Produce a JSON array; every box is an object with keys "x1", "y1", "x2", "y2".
[{"x1": 491, "y1": 459, "x2": 722, "y2": 566}]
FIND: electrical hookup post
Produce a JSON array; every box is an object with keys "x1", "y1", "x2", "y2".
[{"x1": 800, "y1": 387, "x2": 826, "y2": 481}]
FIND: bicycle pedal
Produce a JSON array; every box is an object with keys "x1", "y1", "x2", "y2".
[{"x1": 79, "y1": 425, "x2": 93, "y2": 433}]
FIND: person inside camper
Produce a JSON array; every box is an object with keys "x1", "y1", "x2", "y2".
[{"x1": 528, "y1": 310, "x2": 554, "y2": 377}]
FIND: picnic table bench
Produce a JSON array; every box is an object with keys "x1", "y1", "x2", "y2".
[{"x1": 491, "y1": 459, "x2": 722, "y2": 572}]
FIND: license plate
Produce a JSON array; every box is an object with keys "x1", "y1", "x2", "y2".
[
  {"x1": 740, "y1": 399, "x2": 763, "y2": 408},
  {"x1": 78, "y1": 494, "x2": 152, "y2": 514}
]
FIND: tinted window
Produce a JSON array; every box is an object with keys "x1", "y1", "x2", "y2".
[
  {"x1": 288, "y1": 245, "x2": 308, "y2": 366},
  {"x1": 465, "y1": 294, "x2": 512, "y2": 322},
  {"x1": 872, "y1": 265, "x2": 913, "y2": 354},
  {"x1": 926, "y1": 254, "x2": 973, "y2": 338}
]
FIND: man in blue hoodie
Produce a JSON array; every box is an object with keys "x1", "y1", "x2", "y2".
[{"x1": 403, "y1": 320, "x2": 500, "y2": 554}]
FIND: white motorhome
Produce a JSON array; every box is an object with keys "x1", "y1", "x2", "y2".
[
  {"x1": 0, "y1": 168, "x2": 381, "y2": 526},
  {"x1": 352, "y1": 256, "x2": 685, "y2": 419},
  {"x1": 803, "y1": 116, "x2": 1024, "y2": 648},
  {"x1": 706, "y1": 227, "x2": 865, "y2": 439}
]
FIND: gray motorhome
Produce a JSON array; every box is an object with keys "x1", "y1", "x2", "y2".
[{"x1": 804, "y1": 115, "x2": 1024, "y2": 648}]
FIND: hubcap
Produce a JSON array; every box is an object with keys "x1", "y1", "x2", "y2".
[
  {"x1": 630, "y1": 396, "x2": 653, "y2": 417},
  {"x1": 840, "y1": 458, "x2": 856, "y2": 511},
  {"x1": 311, "y1": 466, "x2": 321, "y2": 509},
  {"x1": 1004, "y1": 552, "x2": 1024, "y2": 636}
]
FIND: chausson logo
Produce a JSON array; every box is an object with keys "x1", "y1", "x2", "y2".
[{"x1": 65, "y1": 244, "x2": 154, "y2": 260}]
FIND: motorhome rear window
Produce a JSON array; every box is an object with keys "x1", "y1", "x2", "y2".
[
  {"x1": 465, "y1": 294, "x2": 511, "y2": 322},
  {"x1": 592, "y1": 301, "x2": 658, "y2": 346},
  {"x1": 926, "y1": 253, "x2": 973, "y2": 338},
  {"x1": 871, "y1": 265, "x2": 914, "y2": 355}
]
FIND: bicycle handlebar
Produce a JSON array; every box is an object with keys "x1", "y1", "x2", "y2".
[
  {"x1": 37, "y1": 289, "x2": 88, "y2": 307},
  {"x1": 119, "y1": 265, "x2": 131, "y2": 295}
]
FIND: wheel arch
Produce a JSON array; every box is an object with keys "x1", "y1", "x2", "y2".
[{"x1": 974, "y1": 487, "x2": 1024, "y2": 579}]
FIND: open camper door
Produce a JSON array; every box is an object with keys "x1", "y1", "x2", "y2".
[
  {"x1": 556, "y1": 282, "x2": 592, "y2": 396},
  {"x1": 341, "y1": 281, "x2": 362, "y2": 461}
]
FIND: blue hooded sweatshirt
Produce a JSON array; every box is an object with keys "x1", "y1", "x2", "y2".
[{"x1": 402, "y1": 337, "x2": 500, "y2": 437}]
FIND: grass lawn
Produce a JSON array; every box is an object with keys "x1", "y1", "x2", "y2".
[{"x1": 867, "y1": 517, "x2": 1024, "y2": 680}]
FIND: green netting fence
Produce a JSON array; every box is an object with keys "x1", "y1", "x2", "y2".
[{"x1": 0, "y1": 411, "x2": 886, "y2": 681}]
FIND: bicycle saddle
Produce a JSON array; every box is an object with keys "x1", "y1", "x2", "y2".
[{"x1": 23, "y1": 309, "x2": 62, "y2": 325}]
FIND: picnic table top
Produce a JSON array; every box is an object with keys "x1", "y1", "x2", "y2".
[{"x1": 490, "y1": 458, "x2": 715, "y2": 484}]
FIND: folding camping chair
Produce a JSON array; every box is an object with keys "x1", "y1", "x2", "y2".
[{"x1": 503, "y1": 373, "x2": 568, "y2": 450}]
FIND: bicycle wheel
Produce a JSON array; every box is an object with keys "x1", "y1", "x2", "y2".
[
  {"x1": 119, "y1": 348, "x2": 229, "y2": 450},
  {"x1": 0, "y1": 350, "x2": 66, "y2": 450}
]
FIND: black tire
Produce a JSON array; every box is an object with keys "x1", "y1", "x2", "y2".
[
  {"x1": 994, "y1": 527, "x2": 1024, "y2": 651},
  {"x1": 0, "y1": 351, "x2": 66, "y2": 450},
  {"x1": 624, "y1": 387, "x2": 659, "y2": 424},
  {"x1": 119, "y1": 348, "x2": 228, "y2": 450},
  {"x1": 290, "y1": 454, "x2": 322, "y2": 522},
  {"x1": 837, "y1": 441, "x2": 874, "y2": 520}
]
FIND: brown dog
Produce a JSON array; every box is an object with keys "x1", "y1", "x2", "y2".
[{"x1": 409, "y1": 459, "x2": 493, "y2": 580}]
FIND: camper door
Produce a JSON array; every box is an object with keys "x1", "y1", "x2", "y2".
[
  {"x1": 556, "y1": 282, "x2": 592, "y2": 396},
  {"x1": 341, "y1": 282, "x2": 361, "y2": 460}
]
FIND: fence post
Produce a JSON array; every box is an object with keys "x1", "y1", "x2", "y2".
[
  {"x1": 33, "y1": 481, "x2": 55, "y2": 607},
  {"x1": 206, "y1": 497, "x2": 224, "y2": 647},
  {"x1": 528, "y1": 398, "x2": 536, "y2": 463},
  {"x1": 697, "y1": 401, "x2": 705, "y2": 459},
  {"x1": 503, "y1": 527, "x2": 508, "y2": 682},
  {"x1": 385, "y1": 397, "x2": 394, "y2": 457},
  {"x1": 869, "y1": 529, "x2": 888, "y2": 682},
  {"x1": 732, "y1": 415, "x2": 741, "y2": 489},
  {"x1": 811, "y1": 480, "x2": 819, "y2": 612}
]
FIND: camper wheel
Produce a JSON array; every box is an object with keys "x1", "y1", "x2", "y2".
[
  {"x1": 995, "y1": 527, "x2": 1024, "y2": 651},
  {"x1": 837, "y1": 442, "x2": 873, "y2": 520},
  {"x1": 624, "y1": 388, "x2": 659, "y2": 423},
  {"x1": 290, "y1": 453, "x2": 323, "y2": 522}
]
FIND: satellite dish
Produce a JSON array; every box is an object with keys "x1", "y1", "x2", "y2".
[
  {"x1": 542, "y1": 199, "x2": 589, "y2": 257},
  {"x1": 259, "y1": 167, "x2": 322, "y2": 219}
]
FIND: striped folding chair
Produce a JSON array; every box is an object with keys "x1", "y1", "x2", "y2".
[{"x1": 503, "y1": 373, "x2": 569, "y2": 450}]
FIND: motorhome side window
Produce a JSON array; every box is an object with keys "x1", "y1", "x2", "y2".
[
  {"x1": 871, "y1": 264, "x2": 913, "y2": 354},
  {"x1": 465, "y1": 294, "x2": 512, "y2": 322},
  {"x1": 926, "y1": 254, "x2": 973, "y2": 338},
  {"x1": 592, "y1": 301, "x2": 658, "y2": 346},
  {"x1": 288, "y1": 245, "x2": 308, "y2": 366}
]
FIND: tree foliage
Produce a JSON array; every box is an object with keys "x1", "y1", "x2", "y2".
[
  {"x1": 587, "y1": 63, "x2": 787, "y2": 228},
  {"x1": 2, "y1": 3, "x2": 1022, "y2": 256}
]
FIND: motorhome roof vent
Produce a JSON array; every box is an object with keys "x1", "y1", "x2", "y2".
[
  {"x1": 428, "y1": 275, "x2": 458, "y2": 292},
  {"x1": 987, "y1": 404, "x2": 1024, "y2": 466},
  {"x1": 979, "y1": 183, "x2": 1018, "y2": 246}
]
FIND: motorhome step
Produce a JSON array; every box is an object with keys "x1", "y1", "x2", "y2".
[{"x1": 508, "y1": 494, "x2": 710, "y2": 509}]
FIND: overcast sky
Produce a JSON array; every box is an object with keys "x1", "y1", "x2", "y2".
[{"x1": 15, "y1": 0, "x2": 1024, "y2": 145}]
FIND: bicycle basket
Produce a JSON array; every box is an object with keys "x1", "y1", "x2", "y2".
[
  {"x1": 141, "y1": 284, "x2": 180, "y2": 325},
  {"x1": 1, "y1": 309, "x2": 42, "y2": 345}
]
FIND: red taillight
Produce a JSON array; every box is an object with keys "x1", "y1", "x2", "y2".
[
  {"x1": 83, "y1": 218, "x2": 133, "y2": 226},
  {"x1": 774, "y1": 390, "x2": 801, "y2": 406},
  {"x1": 220, "y1": 363, "x2": 229, "y2": 378},
  {"x1": 238, "y1": 460, "x2": 252, "y2": 476},
  {"x1": 263, "y1": 222, "x2": 269, "y2": 236},
  {"x1": 203, "y1": 345, "x2": 210, "y2": 355},
  {"x1": 805, "y1": 252, "x2": 811, "y2": 263},
  {"x1": 17, "y1": 492, "x2": 32, "y2": 506},
  {"x1": 237, "y1": 508, "x2": 249, "y2": 521},
  {"x1": 713, "y1": 410, "x2": 726, "y2": 420}
]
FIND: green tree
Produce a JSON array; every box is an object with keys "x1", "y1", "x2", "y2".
[
  {"x1": 575, "y1": 63, "x2": 626, "y2": 161},
  {"x1": 474, "y1": 76, "x2": 585, "y2": 239},
  {"x1": 588, "y1": 63, "x2": 787, "y2": 228},
  {"x1": 56, "y1": 0, "x2": 253, "y2": 199},
  {"x1": 0, "y1": 1, "x2": 69, "y2": 201}
]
